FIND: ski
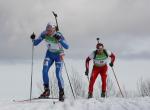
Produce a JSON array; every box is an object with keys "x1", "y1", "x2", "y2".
[{"x1": 13, "y1": 97, "x2": 59, "y2": 102}]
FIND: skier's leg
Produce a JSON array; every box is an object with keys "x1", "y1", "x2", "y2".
[
  {"x1": 42, "y1": 58, "x2": 54, "y2": 87},
  {"x1": 40, "y1": 57, "x2": 54, "y2": 97},
  {"x1": 100, "y1": 65, "x2": 108, "y2": 97},
  {"x1": 55, "y1": 61, "x2": 65, "y2": 101},
  {"x1": 88, "y1": 66, "x2": 99, "y2": 96},
  {"x1": 55, "y1": 54, "x2": 65, "y2": 101},
  {"x1": 55, "y1": 61, "x2": 64, "y2": 90}
]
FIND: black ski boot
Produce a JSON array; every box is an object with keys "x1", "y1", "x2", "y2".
[
  {"x1": 101, "y1": 91, "x2": 106, "y2": 98},
  {"x1": 39, "y1": 85, "x2": 50, "y2": 98},
  {"x1": 88, "y1": 92, "x2": 93, "y2": 99},
  {"x1": 59, "y1": 89, "x2": 64, "y2": 102}
]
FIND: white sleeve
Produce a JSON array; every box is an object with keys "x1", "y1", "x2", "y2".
[
  {"x1": 88, "y1": 51, "x2": 95, "y2": 59},
  {"x1": 106, "y1": 50, "x2": 112, "y2": 56}
]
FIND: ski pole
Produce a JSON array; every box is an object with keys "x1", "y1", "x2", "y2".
[
  {"x1": 30, "y1": 44, "x2": 34, "y2": 101},
  {"x1": 111, "y1": 67, "x2": 124, "y2": 97},
  {"x1": 63, "y1": 61, "x2": 76, "y2": 99},
  {"x1": 52, "y1": 11, "x2": 75, "y2": 99},
  {"x1": 87, "y1": 75, "x2": 89, "y2": 82},
  {"x1": 50, "y1": 73, "x2": 55, "y2": 104},
  {"x1": 52, "y1": 11, "x2": 59, "y2": 31}
]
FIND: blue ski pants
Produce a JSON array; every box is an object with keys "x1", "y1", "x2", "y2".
[{"x1": 42, "y1": 50, "x2": 64, "y2": 90}]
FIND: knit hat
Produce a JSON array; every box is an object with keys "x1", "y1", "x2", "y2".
[{"x1": 46, "y1": 22, "x2": 55, "y2": 30}]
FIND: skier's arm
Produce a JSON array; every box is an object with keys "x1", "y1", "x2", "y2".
[
  {"x1": 32, "y1": 32, "x2": 45, "y2": 46},
  {"x1": 108, "y1": 52, "x2": 115, "y2": 67},
  {"x1": 106, "y1": 50, "x2": 115, "y2": 65},
  {"x1": 54, "y1": 32, "x2": 69, "y2": 49},
  {"x1": 85, "y1": 52, "x2": 94, "y2": 76},
  {"x1": 59, "y1": 39, "x2": 69, "y2": 49},
  {"x1": 85, "y1": 52, "x2": 94, "y2": 70},
  {"x1": 110, "y1": 53, "x2": 115, "y2": 64},
  {"x1": 85, "y1": 57, "x2": 91, "y2": 70}
]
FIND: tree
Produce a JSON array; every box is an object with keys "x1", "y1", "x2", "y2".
[{"x1": 137, "y1": 78, "x2": 150, "y2": 97}]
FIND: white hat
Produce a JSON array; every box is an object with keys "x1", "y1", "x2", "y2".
[{"x1": 46, "y1": 22, "x2": 55, "y2": 30}]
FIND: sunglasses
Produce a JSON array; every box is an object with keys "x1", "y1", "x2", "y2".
[{"x1": 97, "y1": 46, "x2": 103, "y2": 49}]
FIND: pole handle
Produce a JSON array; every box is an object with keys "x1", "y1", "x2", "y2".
[
  {"x1": 52, "y1": 11, "x2": 57, "y2": 17},
  {"x1": 52, "y1": 11, "x2": 59, "y2": 31}
]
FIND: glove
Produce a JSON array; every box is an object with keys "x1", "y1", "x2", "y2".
[
  {"x1": 53, "y1": 34, "x2": 61, "y2": 41},
  {"x1": 85, "y1": 69, "x2": 89, "y2": 76},
  {"x1": 109, "y1": 62, "x2": 113, "y2": 67},
  {"x1": 30, "y1": 33, "x2": 35, "y2": 40}
]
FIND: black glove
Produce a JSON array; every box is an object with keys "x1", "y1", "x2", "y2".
[
  {"x1": 109, "y1": 62, "x2": 114, "y2": 67},
  {"x1": 85, "y1": 69, "x2": 89, "y2": 76},
  {"x1": 30, "y1": 33, "x2": 35, "y2": 40},
  {"x1": 53, "y1": 34, "x2": 61, "y2": 41}
]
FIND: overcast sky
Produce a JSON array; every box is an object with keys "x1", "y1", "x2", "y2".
[{"x1": 0, "y1": 0, "x2": 150, "y2": 60}]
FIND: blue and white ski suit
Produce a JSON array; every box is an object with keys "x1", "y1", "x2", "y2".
[{"x1": 33, "y1": 31, "x2": 69, "y2": 90}]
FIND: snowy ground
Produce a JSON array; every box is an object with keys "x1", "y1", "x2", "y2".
[
  {"x1": 1, "y1": 59, "x2": 150, "y2": 100},
  {"x1": 0, "y1": 97, "x2": 150, "y2": 110},
  {"x1": 0, "y1": 59, "x2": 150, "y2": 109}
]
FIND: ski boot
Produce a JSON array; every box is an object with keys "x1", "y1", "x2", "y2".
[
  {"x1": 88, "y1": 92, "x2": 93, "y2": 99},
  {"x1": 59, "y1": 88, "x2": 65, "y2": 102},
  {"x1": 39, "y1": 85, "x2": 50, "y2": 98},
  {"x1": 101, "y1": 91, "x2": 106, "y2": 98}
]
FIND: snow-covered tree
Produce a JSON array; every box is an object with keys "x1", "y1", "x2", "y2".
[{"x1": 137, "y1": 78, "x2": 150, "y2": 97}]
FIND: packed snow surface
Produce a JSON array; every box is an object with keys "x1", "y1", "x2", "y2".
[{"x1": 0, "y1": 97, "x2": 150, "y2": 110}]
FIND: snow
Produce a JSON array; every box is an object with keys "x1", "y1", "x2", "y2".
[
  {"x1": 0, "y1": 97, "x2": 150, "y2": 110},
  {"x1": 0, "y1": 59, "x2": 150, "y2": 100},
  {"x1": 0, "y1": 59, "x2": 150, "y2": 109}
]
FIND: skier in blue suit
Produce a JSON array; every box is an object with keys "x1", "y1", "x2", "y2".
[{"x1": 30, "y1": 23, "x2": 69, "y2": 101}]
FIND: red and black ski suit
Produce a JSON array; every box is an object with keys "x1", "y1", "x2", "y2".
[{"x1": 85, "y1": 50, "x2": 115, "y2": 94}]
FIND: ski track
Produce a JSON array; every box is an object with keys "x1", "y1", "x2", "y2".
[{"x1": 0, "y1": 97, "x2": 150, "y2": 110}]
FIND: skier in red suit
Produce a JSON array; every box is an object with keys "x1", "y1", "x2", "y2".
[{"x1": 85, "y1": 41, "x2": 115, "y2": 98}]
